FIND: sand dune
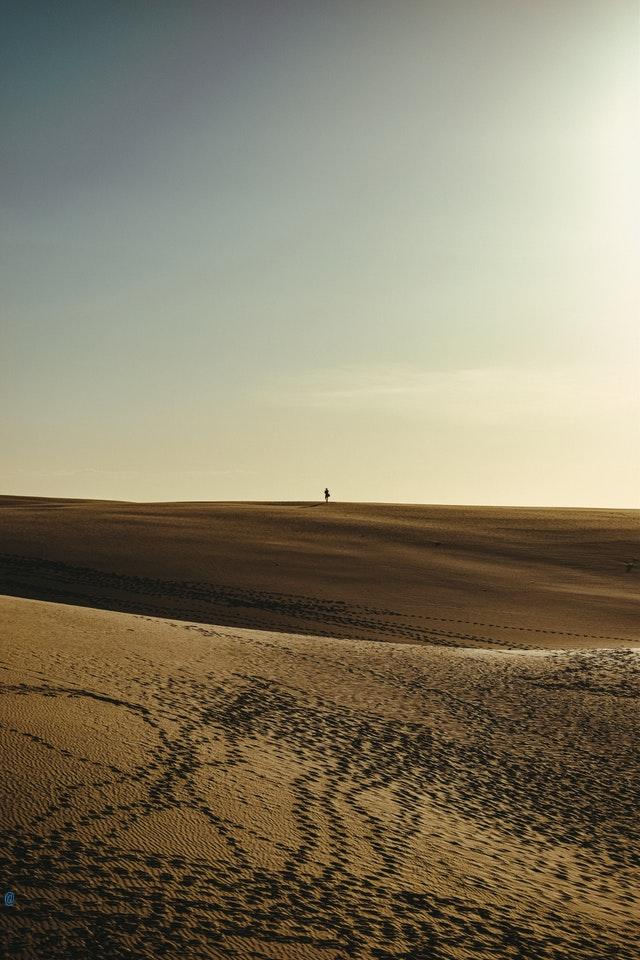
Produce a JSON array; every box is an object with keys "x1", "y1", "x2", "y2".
[
  {"x1": 1, "y1": 499, "x2": 638, "y2": 957},
  {"x1": 1, "y1": 596, "x2": 638, "y2": 959},
  {"x1": 0, "y1": 498, "x2": 638, "y2": 647}
]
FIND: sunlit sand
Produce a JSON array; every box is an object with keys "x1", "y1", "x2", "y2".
[{"x1": 1, "y1": 499, "x2": 638, "y2": 958}]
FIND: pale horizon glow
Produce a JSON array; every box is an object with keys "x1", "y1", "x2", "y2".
[{"x1": 2, "y1": 1, "x2": 639, "y2": 508}]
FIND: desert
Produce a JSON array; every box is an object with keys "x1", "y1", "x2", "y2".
[
  {"x1": 1, "y1": 497, "x2": 638, "y2": 959},
  {"x1": 4, "y1": 2, "x2": 638, "y2": 956}
]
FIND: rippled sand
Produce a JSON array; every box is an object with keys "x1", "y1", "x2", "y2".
[{"x1": 1, "y1": 594, "x2": 639, "y2": 959}]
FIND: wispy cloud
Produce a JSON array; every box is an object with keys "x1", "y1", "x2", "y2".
[
  {"x1": 275, "y1": 363, "x2": 638, "y2": 423},
  {"x1": 0, "y1": 467, "x2": 254, "y2": 481}
]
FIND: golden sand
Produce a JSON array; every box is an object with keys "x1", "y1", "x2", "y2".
[{"x1": 0, "y1": 499, "x2": 638, "y2": 958}]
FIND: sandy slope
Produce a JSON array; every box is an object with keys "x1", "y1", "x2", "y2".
[
  {"x1": 1, "y1": 499, "x2": 638, "y2": 957},
  {"x1": 0, "y1": 498, "x2": 638, "y2": 647},
  {"x1": 1, "y1": 595, "x2": 639, "y2": 959}
]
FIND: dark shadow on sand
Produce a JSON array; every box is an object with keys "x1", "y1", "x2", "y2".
[{"x1": 0, "y1": 552, "x2": 440, "y2": 646}]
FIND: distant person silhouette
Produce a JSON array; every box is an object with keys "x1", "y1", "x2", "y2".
[{"x1": 324, "y1": 487, "x2": 330, "y2": 503}]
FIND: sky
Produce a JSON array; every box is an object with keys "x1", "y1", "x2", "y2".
[{"x1": 2, "y1": 0, "x2": 638, "y2": 506}]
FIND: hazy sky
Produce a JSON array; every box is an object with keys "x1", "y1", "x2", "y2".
[{"x1": 2, "y1": 1, "x2": 638, "y2": 506}]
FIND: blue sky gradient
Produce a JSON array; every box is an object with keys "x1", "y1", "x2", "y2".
[{"x1": 2, "y1": 1, "x2": 638, "y2": 504}]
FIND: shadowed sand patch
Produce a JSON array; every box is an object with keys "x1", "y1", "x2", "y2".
[
  {"x1": 1, "y1": 498, "x2": 638, "y2": 648},
  {"x1": 1, "y1": 594, "x2": 639, "y2": 959}
]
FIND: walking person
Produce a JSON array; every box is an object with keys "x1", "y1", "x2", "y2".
[{"x1": 324, "y1": 487, "x2": 330, "y2": 503}]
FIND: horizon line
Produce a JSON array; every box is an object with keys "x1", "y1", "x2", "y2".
[{"x1": 1, "y1": 494, "x2": 638, "y2": 512}]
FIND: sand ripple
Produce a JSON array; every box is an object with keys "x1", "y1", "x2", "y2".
[{"x1": 1, "y1": 596, "x2": 638, "y2": 959}]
